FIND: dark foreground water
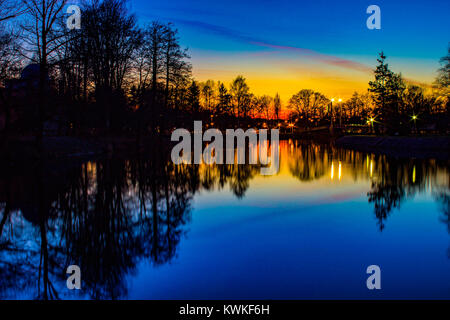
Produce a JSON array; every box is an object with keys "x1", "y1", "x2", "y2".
[{"x1": 0, "y1": 140, "x2": 449, "y2": 299}]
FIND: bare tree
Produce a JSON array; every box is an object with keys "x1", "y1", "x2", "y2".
[
  {"x1": 201, "y1": 80, "x2": 215, "y2": 111},
  {"x1": 255, "y1": 95, "x2": 272, "y2": 120},
  {"x1": 310, "y1": 92, "x2": 329, "y2": 122},
  {"x1": 143, "y1": 22, "x2": 167, "y2": 94},
  {"x1": 0, "y1": 0, "x2": 23, "y2": 83},
  {"x1": 273, "y1": 93, "x2": 281, "y2": 121},
  {"x1": 230, "y1": 75, "x2": 250, "y2": 120},
  {"x1": 288, "y1": 89, "x2": 314, "y2": 119},
  {"x1": 0, "y1": 23, "x2": 21, "y2": 135},
  {"x1": 82, "y1": 0, "x2": 142, "y2": 129},
  {"x1": 0, "y1": 0, "x2": 26, "y2": 23},
  {"x1": 0, "y1": 25, "x2": 20, "y2": 82},
  {"x1": 20, "y1": 0, "x2": 68, "y2": 67},
  {"x1": 83, "y1": 0, "x2": 141, "y2": 93},
  {"x1": 20, "y1": 0, "x2": 68, "y2": 142},
  {"x1": 163, "y1": 23, "x2": 190, "y2": 109}
]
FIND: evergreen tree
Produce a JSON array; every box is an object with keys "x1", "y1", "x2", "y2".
[{"x1": 368, "y1": 52, "x2": 405, "y2": 133}]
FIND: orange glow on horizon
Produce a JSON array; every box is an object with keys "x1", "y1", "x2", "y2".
[
  {"x1": 193, "y1": 71, "x2": 371, "y2": 103},
  {"x1": 191, "y1": 49, "x2": 435, "y2": 103}
]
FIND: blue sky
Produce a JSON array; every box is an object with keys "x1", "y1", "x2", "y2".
[{"x1": 128, "y1": 0, "x2": 450, "y2": 99}]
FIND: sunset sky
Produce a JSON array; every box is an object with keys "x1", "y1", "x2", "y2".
[{"x1": 131, "y1": 0, "x2": 449, "y2": 100}]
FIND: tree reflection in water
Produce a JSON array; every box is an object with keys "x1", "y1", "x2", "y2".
[
  {"x1": 286, "y1": 140, "x2": 449, "y2": 232},
  {"x1": 435, "y1": 192, "x2": 450, "y2": 257},
  {"x1": 0, "y1": 140, "x2": 448, "y2": 299}
]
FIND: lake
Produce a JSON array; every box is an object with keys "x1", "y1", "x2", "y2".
[{"x1": 0, "y1": 140, "x2": 449, "y2": 299}]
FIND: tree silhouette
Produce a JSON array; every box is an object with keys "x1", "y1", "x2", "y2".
[
  {"x1": 230, "y1": 75, "x2": 250, "y2": 121},
  {"x1": 368, "y1": 52, "x2": 406, "y2": 134}
]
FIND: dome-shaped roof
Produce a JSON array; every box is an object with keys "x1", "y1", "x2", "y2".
[
  {"x1": 21, "y1": 63, "x2": 52, "y2": 80},
  {"x1": 20, "y1": 64, "x2": 41, "y2": 80}
]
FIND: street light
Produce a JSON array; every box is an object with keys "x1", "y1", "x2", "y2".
[
  {"x1": 288, "y1": 123, "x2": 294, "y2": 134},
  {"x1": 368, "y1": 117, "x2": 374, "y2": 133},
  {"x1": 412, "y1": 115, "x2": 418, "y2": 133}
]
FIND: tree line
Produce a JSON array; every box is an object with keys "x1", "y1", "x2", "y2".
[{"x1": 0, "y1": 0, "x2": 448, "y2": 139}]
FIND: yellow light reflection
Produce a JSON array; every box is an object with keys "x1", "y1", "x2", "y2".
[
  {"x1": 331, "y1": 162, "x2": 334, "y2": 180},
  {"x1": 370, "y1": 159, "x2": 373, "y2": 178}
]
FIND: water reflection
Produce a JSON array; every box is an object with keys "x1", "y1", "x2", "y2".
[
  {"x1": 436, "y1": 191, "x2": 450, "y2": 257},
  {"x1": 0, "y1": 140, "x2": 448, "y2": 299}
]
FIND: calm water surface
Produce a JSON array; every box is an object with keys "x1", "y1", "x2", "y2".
[{"x1": 0, "y1": 140, "x2": 449, "y2": 299}]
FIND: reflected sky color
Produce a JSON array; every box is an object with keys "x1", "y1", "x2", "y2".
[
  {"x1": 127, "y1": 142, "x2": 449, "y2": 299},
  {"x1": 131, "y1": 0, "x2": 450, "y2": 100},
  {"x1": 0, "y1": 141, "x2": 449, "y2": 299}
]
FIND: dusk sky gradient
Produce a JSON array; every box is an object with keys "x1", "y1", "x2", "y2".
[{"x1": 129, "y1": 0, "x2": 449, "y2": 100}]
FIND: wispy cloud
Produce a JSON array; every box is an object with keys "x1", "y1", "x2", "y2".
[
  {"x1": 173, "y1": 19, "x2": 259, "y2": 44},
  {"x1": 174, "y1": 19, "x2": 372, "y2": 74},
  {"x1": 251, "y1": 42, "x2": 372, "y2": 73}
]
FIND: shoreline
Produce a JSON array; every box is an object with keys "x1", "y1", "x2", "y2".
[
  {"x1": 1, "y1": 134, "x2": 449, "y2": 162},
  {"x1": 335, "y1": 135, "x2": 450, "y2": 160}
]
